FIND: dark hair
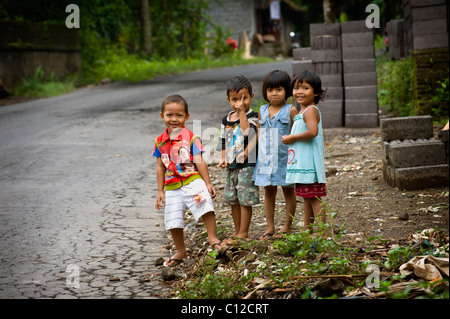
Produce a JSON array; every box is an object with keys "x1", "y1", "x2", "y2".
[
  {"x1": 226, "y1": 75, "x2": 253, "y2": 97},
  {"x1": 262, "y1": 70, "x2": 292, "y2": 102},
  {"x1": 291, "y1": 70, "x2": 326, "y2": 104},
  {"x1": 161, "y1": 94, "x2": 189, "y2": 113}
]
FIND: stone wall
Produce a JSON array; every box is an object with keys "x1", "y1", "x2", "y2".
[{"x1": 0, "y1": 20, "x2": 81, "y2": 90}]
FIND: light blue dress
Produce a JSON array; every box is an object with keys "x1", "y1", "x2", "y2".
[
  {"x1": 286, "y1": 105, "x2": 326, "y2": 184},
  {"x1": 253, "y1": 103, "x2": 293, "y2": 187}
]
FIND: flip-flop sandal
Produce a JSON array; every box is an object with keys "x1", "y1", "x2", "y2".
[
  {"x1": 273, "y1": 232, "x2": 290, "y2": 239},
  {"x1": 259, "y1": 233, "x2": 275, "y2": 241},
  {"x1": 164, "y1": 257, "x2": 183, "y2": 267}
]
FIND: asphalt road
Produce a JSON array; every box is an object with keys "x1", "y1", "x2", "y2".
[{"x1": 0, "y1": 59, "x2": 292, "y2": 298}]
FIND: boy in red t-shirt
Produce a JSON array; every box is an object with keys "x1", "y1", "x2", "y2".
[{"x1": 153, "y1": 94, "x2": 224, "y2": 266}]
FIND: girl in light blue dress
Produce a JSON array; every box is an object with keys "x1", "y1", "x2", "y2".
[
  {"x1": 281, "y1": 70, "x2": 327, "y2": 232},
  {"x1": 253, "y1": 70, "x2": 298, "y2": 240}
]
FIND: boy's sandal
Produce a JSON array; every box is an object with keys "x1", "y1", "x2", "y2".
[
  {"x1": 164, "y1": 257, "x2": 183, "y2": 267},
  {"x1": 259, "y1": 233, "x2": 275, "y2": 241}
]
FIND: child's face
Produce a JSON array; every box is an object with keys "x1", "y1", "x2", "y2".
[
  {"x1": 227, "y1": 88, "x2": 254, "y2": 112},
  {"x1": 292, "y1": 80, "x2": 317, "y2": 107},
  {"x1": 266, "y1": 87, "x2": 286, "y2": 106},
  {"x1": 160, "y1": 102, "x2": 190, "y2": 135}
]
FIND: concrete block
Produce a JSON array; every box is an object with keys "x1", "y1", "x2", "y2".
[
  {"x1": 345, "y1": 86, "x2": 377, "y2": 100},
  {"x1": 343, "y1": 72, "x2": 377, "y2": 86},
  {"x1": 411, "y1": 4, "x2": 448, "y2": 20},
  {"x1": 408, "y1": 0, "x2": 446, "y2": 8},
  {"x1": 343, "y1": 59, "x2": 375, "y2": 74},
  {"x1": 394, "y1": 164, "x2": 449, "y2": 190},
  {"x1": 313, "y1": 61, "x2": 342, "y2": 75},
  {"x1": 345, "y1": 99, "x2": 378, "y2": 114},
  {"x1": 342, "y1": 46, "x2": 375, "y2": 59},
  {"x1": 293, "y1": 47, "x2": 311, "y2": 60},
  {"x1": 317, "y1": 100, "x2": 343, "y2": 128},
  {"x1": 388, "y1": 139, "x2": 447, "y2": 168},
  {"x1": 292, "y1": 60, "x2": 314, "y2": 76},
  {"x1": 341, "y1": 32, "x2": 374, "y2": 47},
  {"x1": 412, "y1": 18, "x2": 448, "y2": 36},
  {"x1": 311, "y1": 35, "x2": 341, "y2": 50},
  {"x1": 311, "y1": 49, "x2": 342, "y2": 62},
  {"x1": 323, "y1": 86, "x2": 343, "y2": 100},
  {"x1": 413, "y1": 33, "x2": 449, "y2": 50},
  {"x1": 310, "y1": 23, "x2": 341, "y2": 37},
  {"x1": 380, "y1": 116, "x2": 433, "y2": 141},
  {"x1": 345, "y1": 113, "x2": 379, "y2": 128},
  {"x1": 320, "y1": 74, "x2": 342, "y2": 87},
  {"x1": 341, "y1": 20, "x2": 372, "y2": 33}
]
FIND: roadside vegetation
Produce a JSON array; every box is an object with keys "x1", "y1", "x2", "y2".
[{"x1": 168, "y1": 201, "x2": 448, "y2": 299}]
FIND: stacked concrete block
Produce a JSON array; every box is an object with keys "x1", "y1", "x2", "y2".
[
  {"x1": 386, "y1": 19, "x2": 405, "y2": 60},
  {"x1": 309, "y1": 23, "x2": 344, "y2": 128},
  {"x1": 292, "y1": 47, "x2": 313, "y2": 76},
  {"x1": 381, "y1": 116, "x2": 449, "y2": 190},
  {"x1": 341, "y1": 21, "x2": 378, "y2": 128},
  {"x1": 403, "y1": 0, "x2": 449, "y2": 52}
]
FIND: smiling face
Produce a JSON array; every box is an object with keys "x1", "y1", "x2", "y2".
[
  {"x1": 160, "y1": 102, "x2": 190, "y2": 135},
  {"x1": 226, "y1": 88, "x2": 254, "y2": 112},
  {"x1": 292, "y1": 80, "x2": 318, "y2": 108}
]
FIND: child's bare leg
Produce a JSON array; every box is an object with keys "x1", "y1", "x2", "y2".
[
  {"x1": 230, "y1": 203, "x2": 241, "y2": 237},
  {"x1": 312, "y1": 197, "x2": 325, "y2": 224},
  {"x1": 167, "y1": 228, "x2": 187, "y2": 266},
  {"x1": 279, "y1": 186, "x2": 297, "y2": 233},
  {"x1": 260, "y1": 186, "x2": 277, "y2": 239},
  {"x1": 303, "y1": 198, "x2": 314, "y2": 232},
  {"x1": 237, "y1": 205, "x2": 252, "y2": 240},
  {"x1": 202, "y1": 211, "x2": 223, "y2": 246}
]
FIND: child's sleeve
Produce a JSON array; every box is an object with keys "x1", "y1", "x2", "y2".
[
  {"x1": 220, "y1": 117, "x2": 226, "y2": 151},
  {"x1": 191, "y1": 135, "x2": 204, "y2": 156},
  {"x1": 152, "y1": 139, "x2": 161, "y2": 158}
]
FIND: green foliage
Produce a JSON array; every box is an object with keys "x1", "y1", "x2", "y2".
[
  {"x1": 377, "y1": 55, "x2": 414, "y2": 117},
  {"x1": 14, "y1": 66, "x2": 76, "y2": 97},
  {"x1": 384, "y1": 246, "x2": 413, "y2": 270}
]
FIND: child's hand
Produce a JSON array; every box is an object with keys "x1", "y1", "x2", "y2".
[
  {"x1": 217, "y1": 159, "x2": 227, "y2": 169},
  {"x1": 206, "y1": 183, "x2": 216, "y2": 198},
  {"x1": 235, "y1": 95, "x2": 245, "y2": 113},
  {"x1": 155, "y1": 192, "x2": 165, "y2": 210},
  {"x1": 281, "y1": 134, "x2": 296, "y2": 145},
  {"x1": 236, "y1": 151, "x2": 246, "y2": 164}
]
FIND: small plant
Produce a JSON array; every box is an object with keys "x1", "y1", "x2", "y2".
[{"x1": 384, "y1": 246, "x2": 413, "y2": 270}]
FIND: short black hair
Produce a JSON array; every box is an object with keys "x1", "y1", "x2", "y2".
[
  {"x1": 291, "y1": 70, "x2": 326, "y2": 104},
  {"x1": 226, "y1": 75, "x2": 253, "y2": 97},
  {"x1": 161, "y1": 94, "x2": 189, "y2": 113},
  {"x1": 262, "y1": 70, "x2": 292, "y2": 102}
]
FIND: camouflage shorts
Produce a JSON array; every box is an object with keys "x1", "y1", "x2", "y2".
[{"x1": 224, "y1": 166, "x2": 260, "y2": 206}]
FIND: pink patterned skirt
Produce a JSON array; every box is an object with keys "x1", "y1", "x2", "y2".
[{"x1": 295, "y1": 183, "x2": 327, "y2": 198}]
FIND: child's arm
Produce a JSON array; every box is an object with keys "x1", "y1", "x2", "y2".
[
  {"x1": 281, "y1": 107, "x2": 320, "y2": 144},
  {"x1": 155, "y1": 157, "x2": 166, "y2": 210},
  {"x1": 217, "y1": 149, "x2": 227, "y2": 168},
  {"x1": 235, "y1": 95, "x2": 250, "y2": 136},
  {"x1": 290, "y1": 105, "x2": 298, "y2": 123},
  {"x1": 194, "y1": 153, "x2": 216, "y2": 198}
]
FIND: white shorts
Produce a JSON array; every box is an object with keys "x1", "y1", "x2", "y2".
[{"x1": 164, "y1": 178, "x2": 215, "y2": 230}]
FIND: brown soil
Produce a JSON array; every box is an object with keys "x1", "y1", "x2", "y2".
[{"x1": 209, "y1": 127, "x2": 449, "y2": 242}]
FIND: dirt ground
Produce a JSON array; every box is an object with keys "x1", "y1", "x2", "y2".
[{"x1": 209, "y1": 126, "x2": 449, "y2": 243}]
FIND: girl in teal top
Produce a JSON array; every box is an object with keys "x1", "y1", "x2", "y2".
[
  {"x1": 253, "y1": 70, "x2": 298, "y2": 240},
  {"x1": 281, "y1": 70, "x2": 327, "y2": 233}
]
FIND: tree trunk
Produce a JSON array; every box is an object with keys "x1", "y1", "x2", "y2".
[
  {"x1": 141, "y1": 0, "x2": 152, "y2": 54},
  {"x1": 323, "y1": 0, "x2": 335, "y2": 23}
]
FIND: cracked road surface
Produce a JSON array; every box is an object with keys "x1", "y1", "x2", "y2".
[{"x1": 0, "y1": 60, "x2": 291, "y2": 298}]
